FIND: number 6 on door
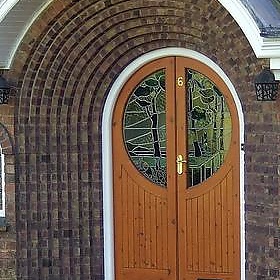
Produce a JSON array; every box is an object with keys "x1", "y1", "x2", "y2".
[{"x1": 177, "y1": 76, "x2": 184, "y2": 87}]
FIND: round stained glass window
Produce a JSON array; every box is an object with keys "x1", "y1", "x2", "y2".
[{"x1": 122, "y1": 67, "x2": 232, "y2": 189}]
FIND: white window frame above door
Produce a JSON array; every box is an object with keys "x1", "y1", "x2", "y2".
[{"x1": 102, "y1": 47, "x2": 245, "y2": 280}]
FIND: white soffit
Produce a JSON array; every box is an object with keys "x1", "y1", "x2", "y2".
[
  {"x1": 0, "y1": 0, "x2": 280, "y2": 69},
  {"x1": 0, "y1": 0, "x2": 20, "y2": 22},
  {"x1": 218, "y1": 0, "x2": 280, "y2": 80},
  {"x1": 218, "y1": 0, "x2": 280, "y2": 58},
  {"x1": 0, "y1": 0, "x2": 51, "y2": 68}
]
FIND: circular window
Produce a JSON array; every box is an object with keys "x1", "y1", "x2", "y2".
[{"x1": 122, "y1": 67, "x2": 232, "y2": 188}]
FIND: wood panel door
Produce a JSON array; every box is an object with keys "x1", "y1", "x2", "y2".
[{"x1": 112, "y1": 57, "x2": 240, "y2": 280}]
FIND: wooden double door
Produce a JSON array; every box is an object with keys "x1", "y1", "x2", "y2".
[{"x1": 113, "y1": 57, "x2": 240, "y2": 280}]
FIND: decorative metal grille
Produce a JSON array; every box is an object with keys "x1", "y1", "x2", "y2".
[
  {"x1": 255, "y1": 82, "x2": 278, "y2": 101},
  {"x1": 0, "y1": 89, "x2": 9, "y2": 104}
]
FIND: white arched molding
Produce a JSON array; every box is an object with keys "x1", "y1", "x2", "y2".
[
  {"x1": 0, "y1": 0, "x2": 19, "y2": 22},
  {"x1": 102, "y1": 48, "x2": 245, "y2": 280},
  {"x1": 217, "y1": 0, "x2": 280, "y2": 76},
  {"x1": 217, "y1": 0, "x2": 261, "y2": 56}
]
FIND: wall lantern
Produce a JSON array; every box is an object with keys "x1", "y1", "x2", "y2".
[
  {"x1": 255, "y1": 68, "x2": 279, "y2": 101},
  {"x1": 0, "y1": 75, "x2": 11, "y2": 104}
]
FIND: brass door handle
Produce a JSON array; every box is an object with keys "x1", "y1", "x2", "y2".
[{"x1": 176, "y1": 154, "x2": 187, "y2": 175}]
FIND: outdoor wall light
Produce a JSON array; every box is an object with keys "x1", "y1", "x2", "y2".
[
  {"x1": 0, "y1": 75, "x2": 11, "y2": 104},
  {"x1": 255, "y1": 68, "x2": 279, "y2": 101}
]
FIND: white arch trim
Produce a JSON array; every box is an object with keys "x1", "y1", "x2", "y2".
[
  {"x1": 217, "y1": 0, "x2": 280, "y2": 59},
  {"x1": 102, "y1": 48, "x2": 245, "y2": 280},
  {"x1": 0, "y1": 0, "x2": 19, "y2": 22},
  {"x1": 217, "y1": 0, "x2": 261, "y2": 56}
]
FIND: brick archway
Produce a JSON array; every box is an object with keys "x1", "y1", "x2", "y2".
[{"x1": 9, "y1": 0, "x2": 273, "y2": 279}]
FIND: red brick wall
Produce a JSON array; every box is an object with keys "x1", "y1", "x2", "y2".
[{"x1": 7, "y1": 0, "x2": 280, "y2": 279}]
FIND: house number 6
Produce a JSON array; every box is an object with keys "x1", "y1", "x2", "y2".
[{"x1": 177, "y1": 76, "x2": 184, "y2": 87}]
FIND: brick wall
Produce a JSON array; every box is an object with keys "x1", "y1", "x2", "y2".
[
  {"x1": 245, "y1": 100, "x2": 280, "y2": 280},
  {"x1": 0, "y1": 72, "x2": 16, "y2": 280},
  {"x1": 7, "y1": 0, "x2": 280, "y2": 279}
]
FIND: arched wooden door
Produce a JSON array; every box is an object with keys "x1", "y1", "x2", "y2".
[{"x1": 112, "y1": 57, "x2": 240, "y2": 280}]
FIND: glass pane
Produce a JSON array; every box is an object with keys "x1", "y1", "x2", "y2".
[
  {"x1": 123, "y1": 69, "x2": 167, "y2": 187},
  {"x1": 186, "y1": 69, "x2": 232, "y2": 187}
]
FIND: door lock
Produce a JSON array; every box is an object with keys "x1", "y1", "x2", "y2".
[{"x1": 176, "y1": 154, "x2": 187, "y2": 175}]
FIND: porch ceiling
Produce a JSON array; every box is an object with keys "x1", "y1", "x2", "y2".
[
  {"x1": 241, "y1": 0, "x2": 280, "y2": 38},
  {"x1": 0, "y1": 0, "x2": 50, "y2": 69},
  {"x1": 0, "y1": 0, "x2": 280, "y2": 77}
]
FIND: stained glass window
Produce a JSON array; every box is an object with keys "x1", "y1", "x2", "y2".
[
  {"x1": 187, "y1": 69, "x2": 232, "y2": 187},
  {"x1": 123, "y1": 69, "x2": 167, "y2": 187}
]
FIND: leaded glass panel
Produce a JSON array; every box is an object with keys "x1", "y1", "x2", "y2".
[
  {"x1": 123, "y1": 70, "x2": 167, "y2": 187},
  {"x1": 187, "y1": 69, "x2": 232, "y2": 187}
]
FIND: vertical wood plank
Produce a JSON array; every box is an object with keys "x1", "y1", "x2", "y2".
[
  {"x1": 176, "y1": 56, "x2": 188, "y2": 280},
  {"x1": 144, "y1": 191, "x2": 151, "y2": 268},
  {"x1": 122, "y1": 168, "x2": 129, "y2": 268},
  {"x1": 227, "y1": 170, "x2": 234, "y2": 273},
  {"x1": 133, "y1": 183, "x2": 140, "y2": 267},
  {"x1": 203, "y1": 192, "x2": 210, "y2": 272},
  {"x1": 209, "y1": 189, "x2": 216, "y2": 272},
  {"x1": 127, "y1": 175, "x2": 136, "y2": 267},
  {"x1": 221, "y1": 177, "x2": 229, "y2": 272},
  {"x1": 150, "y1": 195, "x2": 157, "y2": 268},
  {"x1": 156, "y1": 198, "x2": 163, "y2": 269},
  {"x1": 215, "y1": 184, "x2": 222, "y2": 272},
  {"x1": 128, "y1": 175, "x2": 136, "y2": 268},
  {"x1": 138, "y1": 187, "x2": 145, "y2": 268},
  {"x1": 186, "y1": 200, "x2": 193, "y2": 271},
  {"x1": 198, "y1": 196, "x2": 204, "y2": 271},
  {"x1": 161, "y1": 199, "x2": 168, "y2": 269},
  {"x1": 128, "y1": 178, "x2": 137, "y2": 267},
  {"x1": 192, "y1": 198, "x2": 199, "y2": 271}
]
